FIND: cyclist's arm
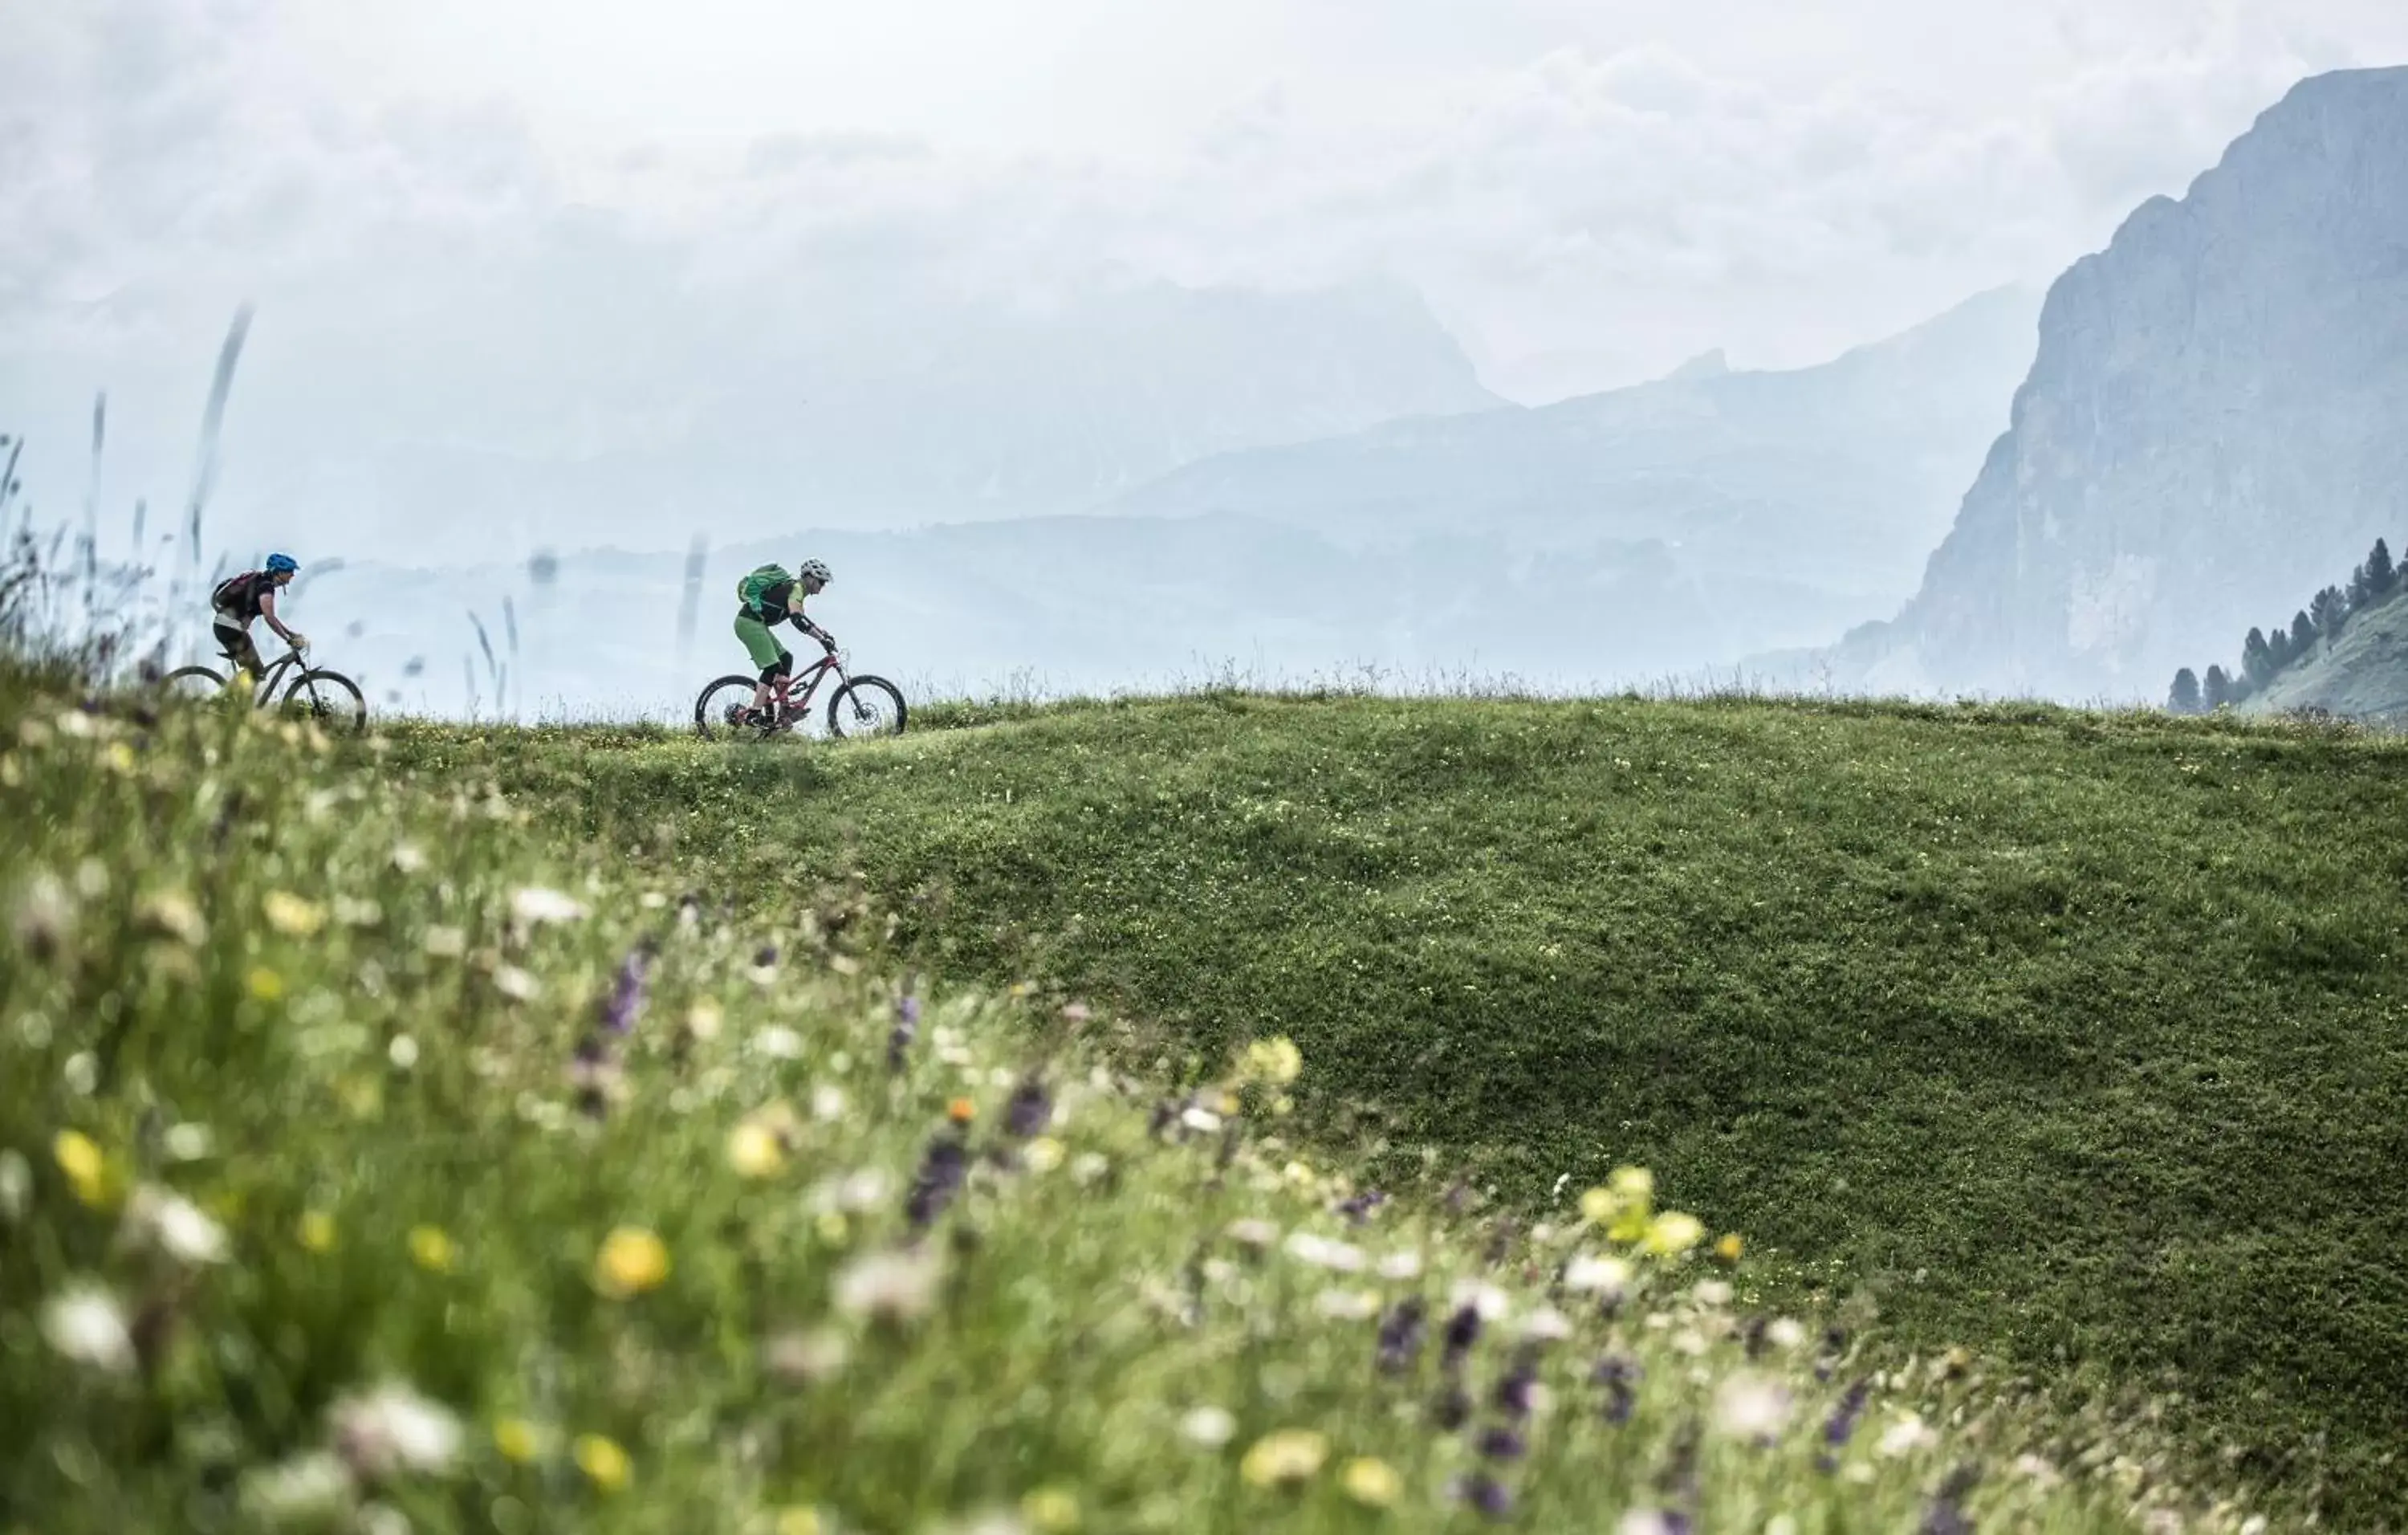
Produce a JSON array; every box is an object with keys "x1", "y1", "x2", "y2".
[
  {"x1": 790, "y1": 611, "x2": 833, "y2": 648},
  {"x1": 258, "y1": 589, "x2": 303, "y2": 647}
]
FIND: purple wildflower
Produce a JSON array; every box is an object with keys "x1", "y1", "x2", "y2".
[
  {"x1": 905, "y1": 1131, "x2": 970, "y2": 1229},
  {"x1": 1442, "y1": 1304, "x2": 1483, "y2": 1370},
  {"x1": 1477, "y1": 1426, "x2": 1527, "y2": 1462},
  {"x1": 1816, "y1": 1378, "x2": 1873, "y2": 1471},
  {"x1": 1593, "y1": 1355, "x2": 1640, "y2": 1425},
  {"x1": 1456, "y1": 1473, "x2": 1513, "y2": 1520},
  {"x1": 1003, "y1": 1073, "x2": 1053, "y2": 1138},
  {"x1": 1495, "y1": 1350, "x2": 1540, "y2": 1419},
  {"x1": 1919, "y1": 1467, "x2": 1979, "y2": 1535},
  {"x1": 568, "y1": 1033, "x2": 618, "y2": 1119},
  {"x1": 598, "y1": 943, "x2": 653, "y2": 1034},
  {"x1": 1376, "y1": 1297, "x2": 1427, "y2": 1375},
  {"x1": 887, "y1": 995, "x2": 921, "y2": 1073},
  {"x1": 1336, "y1": 1189, "x2": 1388, "y2": 1225}
]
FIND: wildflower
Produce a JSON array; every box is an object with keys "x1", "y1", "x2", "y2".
[
  {"x1": 905, "y1": 1133, "x2": 971, "y2": 1228},
  {"x1": 248, "y1": 967, "x2": 286, "y2": 1002},
  {"x1": 1564, "y1": 1252, "x2": 1632, "y2": 1295},
  {"x1": 1243, "y1": 1036, "x2": 1304, "y2": 1085},
  {"x1": 1450, "y1": 1279, "x2": 1511, "y2": 1321},
  {"x1": 388, "y1": 1035, "x2": 419, "y2": 1070},
  {"x1": 1766, "y1": 1317, "x2": 1807, "y2": 1351},
  {"x1": 1023, "y1": 1136, "x2": 1066, "y2": 1173},
  {"x1": 728, "y1": 1122, "x2": 787, "y2": 1179},
  {"x1": 2011, "y1": 1452, "x2": 2063, "y2": 1488},
  {"x1": 1595, "y1": 1355, "x2": 1641, "y2": 1424},
  {"x1": 1920, "y1": 1464, "x2": 1979, "y2": 1535},
  {"x1": 1180, "y1": 1405, "x2": 1237, "y2": 1447},
  {"x1": 763, "y1": 1327, "x2": 851, "y2": 1385},
  {"x1": 1282, "y1": 1232, "x2": 1365, "y2": 1272},
  {"x1": 775, "y1": 1510, "x2": 825, "y2": 1535},
  {"x1": 1642, "y1": 1212, "x2": 1705, "y2": 1256},
  {"x1": 888, "y1": 995, "x2": 921, "y2": 1071},
  {"x1": 1336, "y1": 1188, "x2": 1388, "y2": 1225},
  {"x1": 1377, "y1": 1249, "x2": 1423, "y2": 1281},
  {"x1": 685, "y1": 999, "x2": 724, "y2": 1041},
  {"x1": 599, "y1": 946, "x2": 650, "y2": 1034},
  {"x1": 422, "y1": 926, "x2": 466, "y2": 957},
  {"x1": 494, "y1": 1418, "x2": 547, "y2": 1464},
  {"x1": 1239, "y1": 1429, "x2": 1328, "y2": 1488},
  {"x1": 299, "y1": 1211, "x2": 338, "y2": 1252},
  {"x1": 330, "y1": 1382, "x2": 465, "y2": 1476},
  {"x1": 593, "y1": 1227, "x2": 671, "y2": 1297},
  {"x1": 1711, "y1": 1374, "x2": 1793, "y2": 1439},
  {"x1": 1180, "y1": 1105, "x2": 1223, "y2": 1134},
  {"x1": 509, "y1": 886, "x2": 587, "y2": 926},
  {"x1": 1457, "y1": 1473, "x2": 1513, "y2": 1519},
  {"x1": 392, "y1": 843, "x2": 428, "y2": 873},
  {"x1": 1341, "y1": 1457, "x2": 1402, "y2": 1508},
  {"x1": 54, "y1": 1129, "x2": 110, "y2": 1206},
  {"x1": 754, "y1": 1026, "x2": 804, "y2": 1060},
  {"x1": 409, "y1": 1225, "x2": 457, "y2": 1273},
  {"x1": 492, "y1": 966, "x2": 541, "y2": 1002},
  {"x1": 334, "y1": 896, "x2": 383, "y2": 928},
  {"x1": 1691, "y1": 1280, "x2": 1733, "y2": 1309},
  {"x1": 136, "y1": 890, "x2": 208, "y2": 947},
  {"x1": 10, "y1": 872, "x2": 75, "y2": 958},
  {"x1": 811, "y1": 1083, "x2": 847, "y2": 1121},
  {"x1": 1441, "y1": 1304, "x2": 1483, "y2": 1370},
  {"x1": 1225, "y1": 1218, "x2": 1279, "y2": 1251},
  {"x1": 1316, "y1": 1289, "x2": 1381, "y2": 1321},
  {"x1": 833, "y1": 1248, "x2": 944, "y2": 1322},
  {"x1": 947, "y1": 1096, "x2": 978, "y2": 1125},
  {"x1": 1071, "y1": 1152, "x2": 1110, "y2": 1184},
  {"x1": 1876, "y1": 1413, "x2": 1937, "y2": 1458},
  {"x1": 241, "y1": 1452, "x2": 356, "y2": 1521},
  {"x1": 1714, "y1": 1232, "x2": 1744, "y2": 1263},
  {"x1": 164, "y1": 1122, "x2": 214, "y2": 1161},
  {"x1": 1376, "y1": 1297, "x2": 1427, "y2": 1374},
  {"x1": 42, "y1": 1285, "x2": 136, "y2": 1374},
  {"x1": 1517, "y1": 1307, "x2": 1574, "y2": 1343},
  {"x1": 1477, "y1": 1426, "x2": 1527, "y2": 1462},
  {"x1": 572, "y1": 1433, "x2": 632, "y2": 1492},
  {"x1": 1021, "y1": 1486, "x2": 1080, "y2": 1531},
  {"x1": 263, "y1": 891, "x2": 328, "y2": 936},
  {"x1": 1617, "y1": 1510, "x2": 1684, "y2": 1535},
  {"x1": 123, "y1": 1185, "x2": 231, "y2": 1264},
  {"x1": 1002, "y1": 1074, "x2": 1054, "y2": 1137},
  {"x1": 1495, "y1": 1350, "x2": 1541, "y2": 1418}
]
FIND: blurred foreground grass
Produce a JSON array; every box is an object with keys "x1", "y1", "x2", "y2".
[{"x1": 1, "y1": 670, "x2": 2272, "y2": 1533}]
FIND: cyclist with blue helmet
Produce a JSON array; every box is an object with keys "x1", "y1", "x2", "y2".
[{"x1": 210, "y1": 552, "x2": 307, "y2": 682}]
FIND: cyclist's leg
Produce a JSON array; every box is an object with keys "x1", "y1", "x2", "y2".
[
  {"x1": 734, "y1": 614, "x2": 783, "y2": 717},
  {"x1": 213, "y1": 617, "x2": 263, "y2": 684},
  {"x1": 765, "y1": 649, "x2": 796, "y2": 725}
]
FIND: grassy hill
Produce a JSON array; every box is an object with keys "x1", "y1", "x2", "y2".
[
  {"x1": 2244, "y1": 587, "x2": 2408, "y2": 724},
  {"x1": 3, "y1": 665, "x2": 2258, "y2": 1533},
  {"x1": 433, "y1": 693, "x2": 2408, "y2": 1526}
]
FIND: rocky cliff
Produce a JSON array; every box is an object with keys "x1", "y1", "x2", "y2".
[{"x1": 1840, "y1": 67, "x2": 2408, "y2": 701}]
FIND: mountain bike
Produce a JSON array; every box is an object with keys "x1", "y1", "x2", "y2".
[
  {"x1": 692, "y1": 638, "x2": 907, "y2": 740},
  {"x1": 161, "y1": 644, "x2": 368, "y2": 732}
]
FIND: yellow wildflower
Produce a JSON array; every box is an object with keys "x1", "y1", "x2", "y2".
[
  {"x1": 572, "y1": 1433, "x2": 632, "y2": 1492},
  {"x1": 727, "y1": 1122, "x2": 787, "y2": 1179},
  {"x1": 1642, "y1": 1211, "x2": 1706, "y2": 1256},
  {"x1": 815, "y1": 1211, "x2": 850, "y2": 1246},
  {"x1": 1023, "y1": 1136, "x2": 1066, "y2": 1173},
  {"x1": 947, "y1": 1097, "x2": 977, "y2": 1125},
  {"x1": 494, "y1": 1418, "x2": 547, "y2": 1464},
  {"x1": 409, "y1": 1225, "x2": 458, "y2": 1273},
  {"x1": 298, "y1": 1211, "x2": 337, "y2": 1253},
  {"x1": 262, "y1": 891, "x2": 328, "y2": 937},
  {"x1": 1715, "y1": 1232, "x2": 1746, "y2": 1264},
  {"x1": 775, "y1": 1510, "x2": 825, "y2": 1535},
  {"x1": 135, "y1": 890, "x2": 207, "y2": 947},
  {"x1": 1022, "y1": 1485, "x2": 1081, "y2": 1531},
  {"x1": 1340, "y1": 1457, "x2": 1403, "y2": 1508},
  {"x1": 1239, "y1": 1428, "x2": 1328, "y2": 1488},
  {"x1": 594, "y1": 1227, "x2": 671, "y2": 1297},
  {"x1": 53, "y1": 1129, "x2": 110, "y2": 1207},
  {"x1": 1243, "y1": 1035, "x2": 1304, "y2": 1085},
  {"x1": 247, "y1": 967, "x2": 285, "y2": 1002}
]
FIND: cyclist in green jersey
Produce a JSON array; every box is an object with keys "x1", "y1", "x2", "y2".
[{"x1": 734, "y1": 560, "x2": 833, "y2": 728}]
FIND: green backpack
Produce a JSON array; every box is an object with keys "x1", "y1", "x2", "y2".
[{"x1": 737, "y1": 564, "x2": 792, "y2": 614}]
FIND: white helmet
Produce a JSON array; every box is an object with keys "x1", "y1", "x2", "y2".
[{"x1": 799, "y1": 560, "x2": 832, "y2": 584}]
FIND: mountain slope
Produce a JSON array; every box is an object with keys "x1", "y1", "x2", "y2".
[
  {"x1": 1836, "y1": 67, "x2": 2408, "y2": 701},
  {"x1": 2244, "y1": 586, "x2": 2408, "y2": 722},
  {"x1": 1099, "y1": 287, "x2": 2040, "y2": 604}
]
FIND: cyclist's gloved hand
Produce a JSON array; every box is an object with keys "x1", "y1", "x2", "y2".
[{"x1": 287, "y1": 632, "x2": 311, "y2": 651}]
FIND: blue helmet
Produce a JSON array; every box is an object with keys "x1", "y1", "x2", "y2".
[{"x1": 264, "y1": 552, "x2": 299, "y2": 573}]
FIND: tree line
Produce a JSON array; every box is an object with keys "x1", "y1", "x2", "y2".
[{"x1": 2168, "y1": 535, "x2": 2399, "y2": 713}]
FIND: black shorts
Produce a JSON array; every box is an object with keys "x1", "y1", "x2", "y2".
[{"x1": 213, "y1": 619, "x2": 264, "y2": 675}]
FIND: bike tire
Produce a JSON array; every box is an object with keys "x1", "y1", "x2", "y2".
[
  {"x1": 161, "y1": 665, "x2": 232, "y2": 703},
  {"x1": 694, "y1": 674, "x2": 767, "y2": 739},
  {"x1": 283, "y1": 669, "x2": 367, "y2": 732},
  {"x1": 827, "y1": 675, "x2": 907, "y2": 739}
]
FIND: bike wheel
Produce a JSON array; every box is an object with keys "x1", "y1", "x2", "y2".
[
  {"x1": 161, "y1": 665, "x2": 232, "y2": 705},
  {"x1": 827, "y1": 675, "x2": 907, "y2": 739},
  {"x1": 694, "y1": 675, "x2": 765, "y2": 739},
  {"x1": 283, "y1": 669, "x2": 367, "y2": 732}
]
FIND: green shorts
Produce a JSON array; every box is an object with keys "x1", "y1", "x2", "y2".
[{"x1": 734, "y1": 613, "x2": 789, "y2": 671}]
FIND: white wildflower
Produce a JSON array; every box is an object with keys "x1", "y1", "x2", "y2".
[
  {"x1": 809, "y1": 1167, "x2": 893, "y2": 1215},
  {"x1": 1671, "y1": 1328, "x2": 1709, "y2": 1357},
  {"x1": 2013, "y1": 1452, "x2": 2064, "y2": 1488},
  {"x1": 811, "y1": 1084, "x2": 848, "y2": 1122},
  {"x1": 124, "y1": 1186, "x2": 232, "y2": 1265},
  {"x1": 1224, "y1": 1218, "x2": 1279, "y2": 1252},
  {"x1": 1691, "y1": 1279, "x2": 1734, "y2": 1308},
  {"x1": 1070, "y1": 1152, "x2": 1110, "y2": 1184},
  {"x1": 1517, "y1": 1306, "x2": 1575, "y2": 1342},
  {"x1": 1376, "y1": 1249, "x2": 1423, "y2": 1281},
  {"x1": 10, "y1": 872, "x2": 75, "y2": 955},
  {"x1": 329, "y1": 1382, "x2": 464, "y2": 1477},
  {"x1": 388, "y1": 1036, "x2": 420, "y2": 1070},
  {"x1": 1179, "y1": 1406, "x2": 1236, "y2": 1447},
  {"x1": 1766, "y1": 1317, "x2": 1808, "y2": 1350},
  {"x1": 1448, "y1": 1279, "x2": 1511, "y2": 1321},
  {"x1": 833, "y1": 1248, "x2": 944, "y2": 1322},
  {"x1": 421, "y1": 926, "x2": 466, "y2": 957},
  {"x1": 1710, "y1": 1373, "x2": 1793, "y2": 1439},
  {"x1": 1619, "y1": 1511, "x2": 1681, "y2": 1535},
  {"x1": 42, "y1": 1285, "x2": 136, "y2": 1373},
  {"x1": 356, "y1": 1502, "x2": 412, "y2": 1535},
  {"x1": 391, "y1": 844, "x2": 428, "y2": 874},
  {"x1": 510, "y1": 887, "x2": 586, "y2": 926},
  {"x1": 1876, "y1": 1413, "x2": 1938, "y2": 1458},
  {"x1": 1315, "y1": 1289, "x2": 1381, "y2": 1321},
  {"x1": 1564, "y1": 1252, "x2": 1632, "y2": 1294},
  {"x1": 753, "y1": 1027, "x2": 805, "y2": 1061},
  {"x1": 763, "y1": 1326, "x2": 851, "y2": 1385},
  {"x1": 241, "y1": 1452, "x2": 356, "y2": 1522},
  {"x1": 491, "y1": 966, "x2": 540, "y2": 1001},
  {"x1": 1283, "y1": 1232, "x2": 1365, "y2": 1272},
  {"x1": 1179, "y1": 1106, "x2": 1223, "y2": 1134},
  {"x1": 162, "y1": 1122, "x2": 214, "y2": 1162}
]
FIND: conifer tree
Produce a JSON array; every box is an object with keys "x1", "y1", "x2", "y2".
[
  {"x1": 2241, "y1": 627, "x2": 2275, "y2": 687},
  {"x1": 2369, "y1": 536, "x2": 2397, "y2": 597},
  {"x1": 2203, "y1": 665, "x2": 2232, "y2": 709},
  {"x1": 2168, "y1": 667, "x2": 2202, "y2": 714},
  {"x1": 2311, "y1": 584, "x2": 2349, "y2": 639},
  {"x1": 2292, "y1": 610, "x2": 2316, "y2": 656}
]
